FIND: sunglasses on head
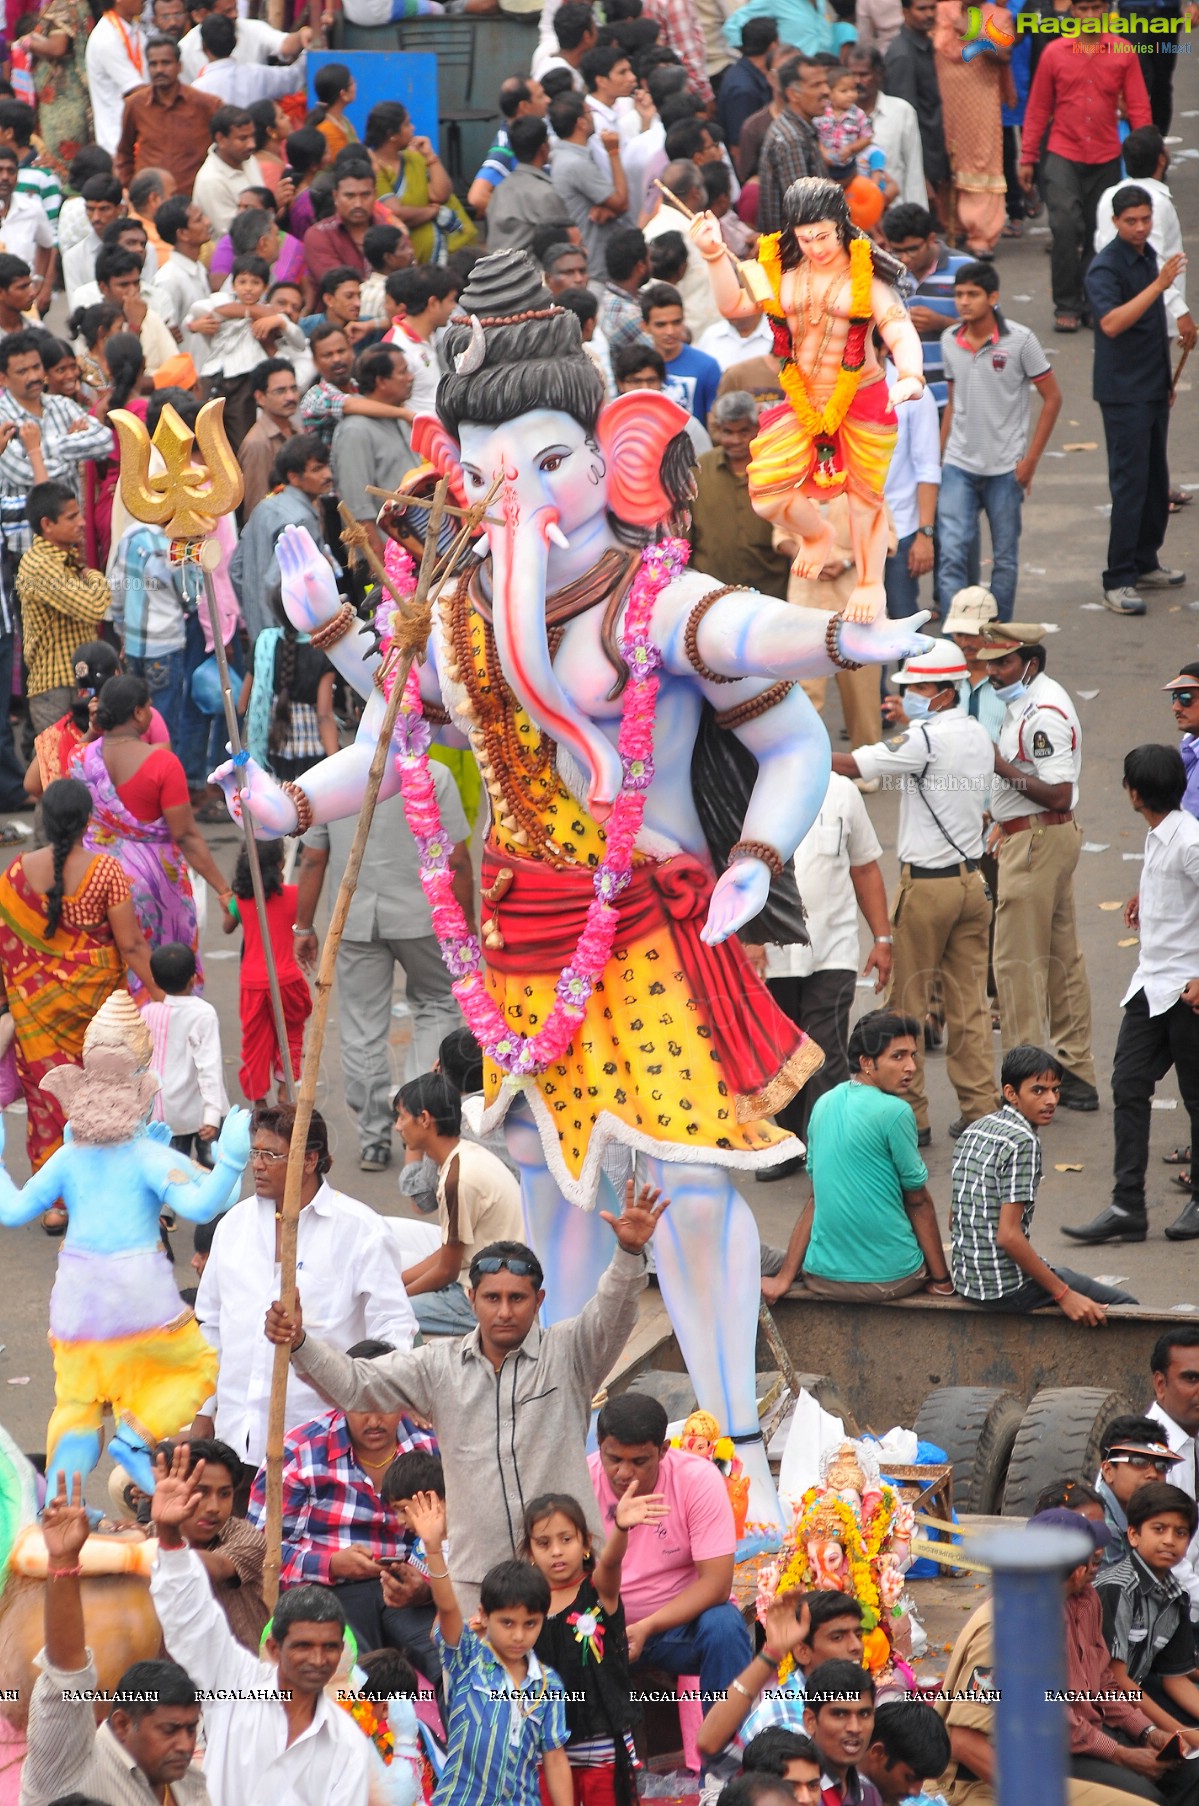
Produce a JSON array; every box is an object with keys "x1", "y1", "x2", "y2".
[
  {"x1": 1171, "y1": 690, "x2": 1197, "y2": 706},
  {"x1": 471, "y1": 1257, "x2": 540, "y2": 1280}
]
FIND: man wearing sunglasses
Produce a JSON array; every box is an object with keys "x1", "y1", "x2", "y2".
[
  {"x1": 1095, "y1": 1415, "x2": 1184, "y2": 1566},
  {"x1": 1164, "y1": 665, "x2": 1199, "y2": 823},
  {"x1": 265, "y1": 1179, "x2": 670, "y2": 1614}
]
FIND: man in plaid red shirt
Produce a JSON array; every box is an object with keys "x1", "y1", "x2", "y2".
[{"x1": 247, "y1": 1337, "x2": 440, "y2": 1681}]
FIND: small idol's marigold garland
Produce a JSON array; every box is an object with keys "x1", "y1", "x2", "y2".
[
  {"x1": 756, "y1": 232, "x2": 874, "y2": 489},
  {"x1": 377, "y1": 537, "x2": 689, "y2": 1079},
  {"x1": 768, "y1": 1482, "x2": 901, "y2": 1680},
  {"x1": 342, "y1": 1694, "x2": 395, "y2": 1762}
]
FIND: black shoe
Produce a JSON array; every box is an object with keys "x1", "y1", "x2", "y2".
[
  {"x1": 924, "y1": 1014, "x2": 944, "y2": 1051},
  {"x1": 756, "y1": 1155, "x2": 805, "y2": 1182},
  {"x1": 1061, "y1": 1205, "x2": 1147, "y2": 1244},
  {"x1": 916, "y1": 1127, "x2": 932, "y2": 1148},
  {"x1": 948, "y1": 1115, "x2": 976, "y2": 1139},
  {"x1": 1165, "y1": 1200, "x2": 1199, "y2": 1241},
  {"x1": 1059, "y1": 1069, "x2": 1100, "y2": 1112}
]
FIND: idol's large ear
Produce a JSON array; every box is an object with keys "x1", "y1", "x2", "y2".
[
  {"x1": 596, "y1": 391, "x2": 694, "y2": 527},
  {"x1": 411, "y1": 413, "x2": 469, "y2": 509}
]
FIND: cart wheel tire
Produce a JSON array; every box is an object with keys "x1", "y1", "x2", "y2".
[
  {"x1": 1001, "y1": 1387, "x2": 1135, "y2": 1517},
  {"x1": 914, "y1": 1386, "x2": 1026, "y2": 1516}
]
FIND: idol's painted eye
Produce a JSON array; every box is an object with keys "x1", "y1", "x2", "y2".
[
  {"x1": 539, "y1": 447, "x2": 570, "y2": 474},
  {"x1": 462, "y1": 465, "x2": 484, "y2": 489}
]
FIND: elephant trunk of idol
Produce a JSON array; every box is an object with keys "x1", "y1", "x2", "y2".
[{"x1": 489, "y1": 504, "x2": 623, "y2": 822}]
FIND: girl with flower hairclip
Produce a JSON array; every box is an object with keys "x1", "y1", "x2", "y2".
[{"x1": 520, "y1": 1485, "x2": 669, "y2": 1806}]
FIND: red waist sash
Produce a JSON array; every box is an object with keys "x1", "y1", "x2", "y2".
[{"x1": 480, "y1": 845, "x2": 812, "y2": 1107}]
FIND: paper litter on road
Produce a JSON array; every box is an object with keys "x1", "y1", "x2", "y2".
[
  {"x1": 1095, "y1": 504, "x2": 1113, "y2": 516},
  {"x1": 1171, "y1": 1303, "x2": 1199, "y2": 1313},
  {"x1": 856, "y1": 977, "x2": 876, "y2": 988},
  {"x1": 1152, "y1": 1099, "x2": 1179, "y2": 1110},
  {"x1": 1081, "y1": 841, "x2": 1108, "y2": 852},
  {"x1": 1123, "y1": 852, "x2": 1144, "y2": 860},
  {"x1": 1080, "y1": 603, "x2": 1105, "y2": 610},
  {"x1": 6, "y1": 1376, "x2": 27, "y2": 1385},
  {"x1": 1077, "y1": 691, "x2": 1099, "y2": 700},
  {"x1": 1054, "y1": 1163, "x2": 1084, "y2": 1173},
  {"x1": 1118, "y1": 937, "x2": 1139, "y2": 947},
  {"x1": 1094, "y1": 1275, "x2": 1129, "y2": 1287},
  {"x1": 1098, "y1": 901, "x2": 1123, "y2": 910},
  {"x1": 1043, "y1": 450, "x2": 1066, "y2": 458},
  {"x1": 1025, "y1": 565, "x2": 1047, "y2": 574},
  {"x1": 1012, "y1": 294, "x2": 1032, "y2": 301},
  {"x1": 1062, "y1": 442, "x2": 1098, "y2": 452}
]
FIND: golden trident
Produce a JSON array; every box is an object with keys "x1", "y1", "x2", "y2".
[
  {"x1": 111, "y1": 398, "x2": 244, "y2": 544},
  {"x1": 109, "y1": 395, "x2": 295, "y2": 1099}
]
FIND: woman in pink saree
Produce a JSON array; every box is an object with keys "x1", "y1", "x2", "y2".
[
  {"x1": 935, "y1": 0, "x2": 1016, "y2": 257},
  {"x1": 72, "y1": 676, "x2": 234, "y2": 991}
]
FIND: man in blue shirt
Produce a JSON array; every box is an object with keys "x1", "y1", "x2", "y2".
[
  {"x1": 881, "y1": 202, "x2": 968, "y2": 409},
  {"x1": 640, "y1": 281, "x2": 721, "y2": 423},
  {"x1": 1163, "y1": 666, "x2": 1199, "y2": 821},
  {"x1": 1084, "y1": 183, "x2": 1184, "y2": 615},
  {"x1": 717, "y1": 16, "x2": 778, "y2": 152}
]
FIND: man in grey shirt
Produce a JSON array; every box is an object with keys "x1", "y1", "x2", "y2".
[
  {"x1": 485, "y1": 115, "x2": 574, "y2": 256},
  {"x1": 265, "y1": 1185, "x2": 670, "y2": 1613},
  {"x1": 230, "y1": 431, "x2": 336, "y2": 643},
  {"x1": 295, "y1": 775, "x2": 471, "y2": 1173},
  {"x1": 548, "y1": 92, "x2": 627, "y2": 279},
  {"x1": 331, "y1": 344, "x2": 419, "y2": 563}
]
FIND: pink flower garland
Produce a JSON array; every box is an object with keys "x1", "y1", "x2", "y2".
[{"x1": 379, "y1": 536, "x2": 689, "y2": 1079}]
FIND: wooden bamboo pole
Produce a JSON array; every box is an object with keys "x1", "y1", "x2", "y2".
[{"x1": 261, "y1": 476, "x2": 499, "y2": 1607}]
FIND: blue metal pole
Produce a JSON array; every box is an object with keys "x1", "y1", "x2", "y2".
[{"x1": 972, "y1": 1526, "x2": 1092, "y2": 1806}]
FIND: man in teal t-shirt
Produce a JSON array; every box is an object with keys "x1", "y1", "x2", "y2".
[{"x1": 761, "y1": 1010, "x2": 956, "y2": 1304}]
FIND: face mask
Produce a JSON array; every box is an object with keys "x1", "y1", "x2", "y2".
[
  {"x1": 992, "y1": 662, "x2": 1031, "y2": 704},
  {"x1": 904, "y1": 692, "x2": 932, "y2": 719}
]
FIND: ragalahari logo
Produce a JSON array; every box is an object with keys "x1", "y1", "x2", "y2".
[{"x1": 961, "y1": 5, "x2": 1017, "y2": 56}]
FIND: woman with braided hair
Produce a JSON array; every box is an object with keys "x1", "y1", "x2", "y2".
[
  {"x1": 240, "y1": 582, "x2": 338, "y2": 783},
  {"x1": 0, "y1": 777, "x2": 161, "y2": 1231}
]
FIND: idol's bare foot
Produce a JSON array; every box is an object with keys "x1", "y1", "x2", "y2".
[
  {"x1": 790, "y1": 521, "x2": 839, "y2": 580},
  {"x1": 842, "y1": 580, "x2": 887, "y2": 624}
]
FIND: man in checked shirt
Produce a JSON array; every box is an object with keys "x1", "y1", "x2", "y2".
[{"x1": 247, "y1": 1337, "x2": 441, "y2": 1685}]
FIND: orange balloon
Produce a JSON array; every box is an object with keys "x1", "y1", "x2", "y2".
[{"x1": 846, "y1": 175, "x2": 885, "y2": 231}]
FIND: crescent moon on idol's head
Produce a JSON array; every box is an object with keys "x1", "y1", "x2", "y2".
[{"x1": 454, "y1": 314, "x2": 487, "y2": 375}]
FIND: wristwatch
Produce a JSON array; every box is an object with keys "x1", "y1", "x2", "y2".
[{"x1": 917, "y1": 525, "x2": 935, "y2": 540}]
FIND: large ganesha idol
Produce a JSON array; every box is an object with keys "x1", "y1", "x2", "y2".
[
  {"x1": 215, "y1": 249, "x2": 930, "y2": 1543},
  {"x1": 760, "y1": 1439, "x2": 915, "y2": 1678}
]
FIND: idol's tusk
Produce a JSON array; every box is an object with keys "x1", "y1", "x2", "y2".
[
  {"x1": 545, "y1": 522, "x2": 571, "y2": 550},
  {"x1": 453, "y1": 314, "x2": 486, "y2": 375}
]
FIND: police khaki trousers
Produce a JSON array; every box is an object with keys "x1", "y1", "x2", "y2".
[
  {"x1": 993, "y1": 817, "x2": 1096, "y2": 1087},
  {"x1": 888, "y1": 867, "x2": 998, "y2": 1132}
]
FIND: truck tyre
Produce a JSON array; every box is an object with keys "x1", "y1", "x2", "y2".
[
  {"x1": 1001, "y1": 1388, "x2": 1134, "y2": 1517},
  {"x1": 914, "y1": 1386, "x2": 1025, "y2": 1515},
  {"x1": 793, "y1": 1372, "x2": 859, "y2": 1437}
]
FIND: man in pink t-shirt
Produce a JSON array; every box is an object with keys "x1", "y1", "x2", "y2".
[{"x1": 587, "y1": 1391, "x2": 752, "y2": 1713}]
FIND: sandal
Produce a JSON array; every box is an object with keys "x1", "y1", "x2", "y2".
[
  {"x1": 42, "y1": 1205, "x2": 67, "y2": 1236},
  {"x1": 1172, "y1": 1171, "x2": 1193, "y2": 1190},
  {"x1": 1054, "y1": 313, "x2": 1080, "y2": 333},
  {"x1": 1163, "y1": 1145, "x2": 1191, "y2": 1164},
  {"x1": 1002, "y1": 219, "x2": 1024, "y2": 238},
  {"x1": 1170, "y1": 487, "x2": 1192, "y2": 507}
]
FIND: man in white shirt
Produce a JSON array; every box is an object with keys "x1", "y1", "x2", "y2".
[
  {"x1": 150, "y1": 1447, "x2": 372, "y2": 1806},
  {"x1": 1148, "y1": 1327, "x2": 1199, "y2": 1622},
  {"x1": 643, "y1": 160, "x2": 721, "y2": 337},
  {"x1": 583, "y1": 45, "x2": 667, "y2": 223},
  {"x1": 749, "y1": 770, "x2": 892, "y2": 1183},
  {"x1": 149, "y1": 194, "x2": 219, "y2": 366},
  {"x1": 85, "y1": 0, "x2": 148, "y2": 157},
  {"x1": 834, "y1": 645, "x2": 1000, "y2": 1145},
  {"x1": 193, "y1": 1104, "x2": 417, "y2": 1468},
  {"x1": 0, "y1": 148, "x2": 53, "y2": 309},
  {"x1": 1065, "y1": 745, "x2": 1199, "y2": 1246},
  {"x1": 848, "y1": 45, "x2": 926, "y2": 208},
  {"x1": 882, "y1": 360, "x2": 941, "y2": 617},
  {"x1": 1094, "y1": 124, "x2": 1197, "y2": 353},
  {"x1": 696, "y1": 309, "x2": 774, "y2": 372},
  {"x1": 179, "y1": 0, "x2": 308, "y2": 83},
  {"x1": 191, "y1": 104, "x2": 266, "y2": 237},
  {"x1": 191, "y1": 10, "x2": 306, "y2": 106},
  {"x1": 61, "y1": 173, "x2": 123, "y2": 310}
]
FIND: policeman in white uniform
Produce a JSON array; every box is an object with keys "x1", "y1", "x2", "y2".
[
  {"x1": 977, "y1": 622, "x2": 1098, "y2": 1111},
  {"x1": 833, "y1": 645, "x2": 998, "y2": 1145}
]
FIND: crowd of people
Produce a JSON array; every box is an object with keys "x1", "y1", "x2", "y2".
[{"x1": 0, "y1": 0, "x2": 1195, "y2": 1802}]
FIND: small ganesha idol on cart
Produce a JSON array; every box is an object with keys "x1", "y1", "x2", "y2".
[{"x1": 757, "y1": 1438, "x2": 916, "y2": 1686}]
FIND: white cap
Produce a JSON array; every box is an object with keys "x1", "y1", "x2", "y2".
[
  {"x1": 942, "y1": 585, "x2": 999, "y2": 636},
  {"x1": 892, "y1": 647, "x2": 970, "y2": 686}
]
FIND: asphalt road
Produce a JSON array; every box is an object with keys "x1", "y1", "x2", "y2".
[{"x1": 6, "y1": 80, "x2": 1199, "y2": 1477}]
